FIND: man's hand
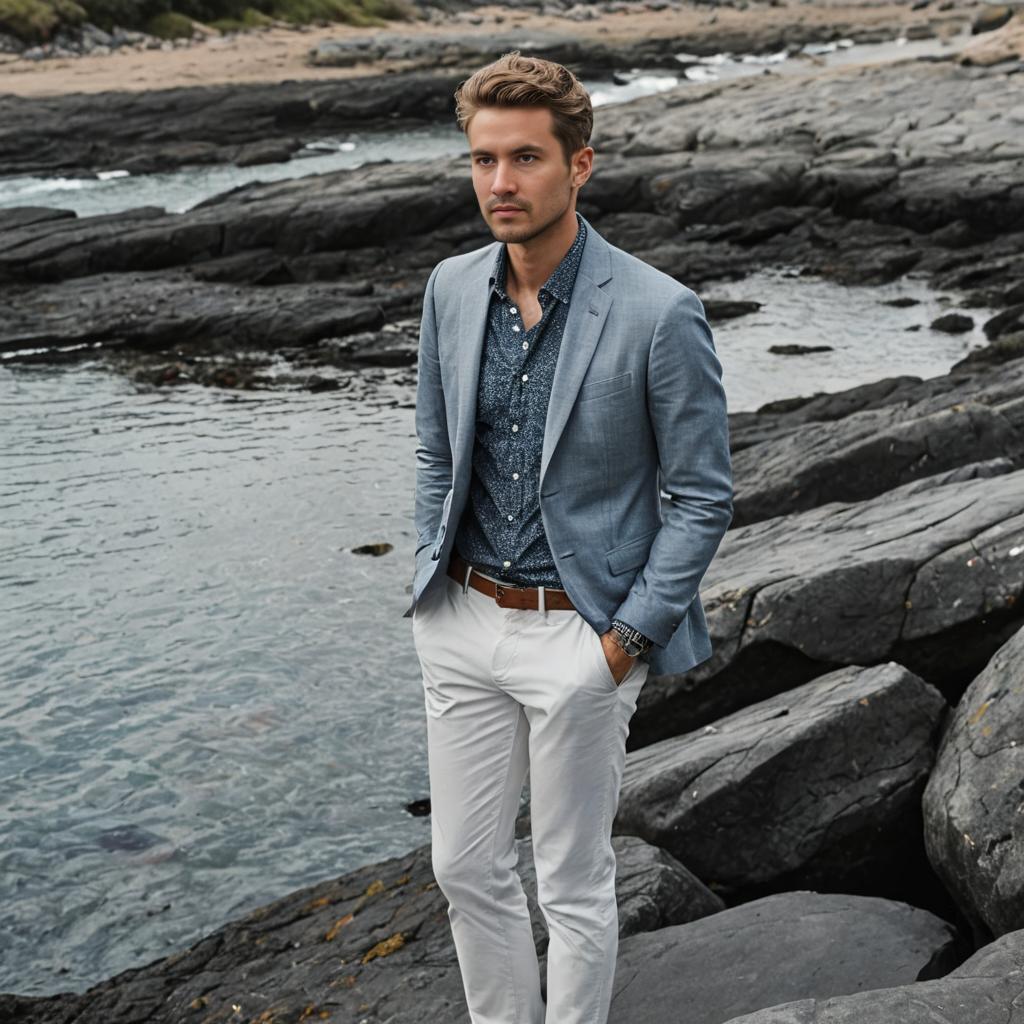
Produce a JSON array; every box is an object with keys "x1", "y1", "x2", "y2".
[{"x1": 599, "y1": 630, "x2": 635, "y2": 686}]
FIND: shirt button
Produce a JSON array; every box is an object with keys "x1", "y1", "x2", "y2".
[
  {"x1": 510, "y1": 306, "x2": 517, "y2": 314},
  {"x1": 512, "y1": 325, "x2": 520, "y2": 333},
  {"x1": 503, "y1": 560, "x2": 511, "y2": 568},
  {"x1": 522, "y1": 341, "x2": 528, "y2": 350},
  {"x1": 511, "y1": 423, "x2": 519, "y2": 432},
  {"x1": 512, "y1": 472, "x2": 519, "y2": 480},
  {"x1": 521, "y1": 373, "x2": 528, "y2": 382},
  {"x1": 507, "y1": 514, "x2": 514, "y2": 521}
]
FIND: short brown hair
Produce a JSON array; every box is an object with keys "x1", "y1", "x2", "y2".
[{"x1": 454, "y1": 50, "x2": 593, "y2": 165}]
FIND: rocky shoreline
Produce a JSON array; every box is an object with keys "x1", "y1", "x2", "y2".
[{"x1": 3, "y1": 3, "x2": 1024, "y2": 1020}]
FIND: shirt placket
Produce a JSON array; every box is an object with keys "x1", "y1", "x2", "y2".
[{"x1": 501, "y1": 290, "x2": 551, "y2": 575}]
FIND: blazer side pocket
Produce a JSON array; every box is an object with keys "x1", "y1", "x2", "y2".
[{"x1": 606, "y1": 526, "x2": 660, "y2": 576}]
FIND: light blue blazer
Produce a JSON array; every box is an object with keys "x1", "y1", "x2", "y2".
[{"x1": 402, "y1": 213, "x2": 733, "y2": 677}]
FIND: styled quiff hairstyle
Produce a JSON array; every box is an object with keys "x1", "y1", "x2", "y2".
[{"x1": 454, "y1": 51, "x2": 593, "y2": 166}]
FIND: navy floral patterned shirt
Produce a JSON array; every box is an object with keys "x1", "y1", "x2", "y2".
[{"x1": 452, "y1": 213, "x2": 587, "y2": 588}]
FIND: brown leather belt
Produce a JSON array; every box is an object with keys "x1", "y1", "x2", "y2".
[{"x1": 447, "y1": 553, "x2": 577, "y2": 611}]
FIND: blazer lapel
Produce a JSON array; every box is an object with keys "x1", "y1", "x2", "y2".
[
  {"x1": 540, "y1": 220, "x2": 614, "y2": 486},
  {"x1": 452, "y1": 251, "x2": 497, "y2": 483}
]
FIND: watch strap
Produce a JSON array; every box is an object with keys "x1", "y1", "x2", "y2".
[{"x1": 611, "y1": 619, "x2": 652, "y2": 656}]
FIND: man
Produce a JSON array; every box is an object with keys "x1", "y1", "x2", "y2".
[{"x1": 402, "y1": 51, "x2": 732, "y2": 1024}]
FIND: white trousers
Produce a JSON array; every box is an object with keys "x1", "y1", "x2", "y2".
[{"x1": 412, "y1": 568, "x2": 651, "y2": 1024}]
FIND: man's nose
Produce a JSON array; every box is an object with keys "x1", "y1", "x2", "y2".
[{"x1": 491, "y1": 161, "x2": 517, "y2": 197}]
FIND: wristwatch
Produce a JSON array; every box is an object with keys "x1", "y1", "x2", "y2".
[{"x1": 610, "y1": 619, "x2": 652, "y2": 658}]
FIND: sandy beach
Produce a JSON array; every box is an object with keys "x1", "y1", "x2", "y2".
[{"x1": 0, "y1": 0, "x2": 978, "y2": 97}]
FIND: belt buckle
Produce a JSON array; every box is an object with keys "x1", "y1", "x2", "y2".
[{"x1": 494, "y1": 581, "x2": 524, "y2": 607}]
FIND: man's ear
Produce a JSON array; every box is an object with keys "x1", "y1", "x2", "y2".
[{"x1": 572, "y1": 145, "x2": 594, "y2": 189}]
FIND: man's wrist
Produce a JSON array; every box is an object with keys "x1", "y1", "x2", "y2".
[{"x1": 610, "y1": 619, "x2": 653, "y2": 657}]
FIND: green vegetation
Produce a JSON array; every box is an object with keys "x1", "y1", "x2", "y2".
[
  {"x1": 145, "y1": 8, "x2": 193, "y2": 35},
  {"x1": 0, "y1": 0, "x2": 84, "y2": 43},
  {"x1": 0, "y1": 0, "x2": 416, "y2": 44},
  {"x1": 207, "y1": 5, "x2": 272, "y2": 31}
]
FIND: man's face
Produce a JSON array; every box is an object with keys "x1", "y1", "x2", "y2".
[{"x1": 467, "y1": 105, "x2": 591, "y2": 244}]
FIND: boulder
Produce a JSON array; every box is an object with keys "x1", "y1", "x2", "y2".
[
  {"x1": 728, "y1": 357, "x2": 1024, "y2": 526},
  {"x1": 719, "y1": 923, "x2": 1024, "y2": 1023},
  {"x1": 607, "y1": 891, "x2": 962, "y2": 1024},
  {"x1": 631, "y1": 466, "x2": 1024, "y2": 748},
  {"x1": 617, "y1": 663, "x2": 947, "y2": 902},
  {"x1": 923, "y1": 624, "x2": 1024, "y2": 939}
]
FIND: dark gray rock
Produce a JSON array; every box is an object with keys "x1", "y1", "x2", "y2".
[
  {"x1": 630, "y1": 466, "x2": 1024, "y2": 748},
  {"x1": 729, "y1": 373, "x2": 1024, "y2": 526},
  {"x1": 233, "y1": 138, "x2": 303, "y2": 167},
  {"x1": 0, "y1": 834, "x2": 697, "y2": 1023},
  {"x1": 985, "y1": 302, "x2": 1024, "y2": 340},
  {"x1": 0, "y1": 9, "x2": 952, "y2": 174},
  {"x1": 931, "y1": 311, "x2": 975, "y2": 332},
  {"x1": 0, "y1": 73, "x2": 466, "y2": 177},
  {"x1": 607, "y1": 891, "x2": 962, "y2": 1024},
  {"x1": 924, "y1": 624, "x2": 1024, "y2": 939},
  {"x1": 728, "y1": 353, "x2": 1024, "y2": 459},
  {"x1": 952, "y1": 332, "x2": 1024, "y2": 370},
  {"x1": 617, "y1": 663, "x2": 946, "y2": 900},
  {"x1": 0, "y1": 161, "x2": 473, "y2": 285},
  {"x1": 719, "y1": 924, "x2": 1024, "y2": 1023},
  {"x1": 3, "y1": 55, "x2": 1024, "y2": 386},
  {"x1": 593, "y1": 58, "x2": 1024, "y2": 242},
  {"x1": 768, "y1": 343, "x2": 834, "y2": 354},
  {"x1": 0, "y1": 271, "x2": 388, "y2": 356}
]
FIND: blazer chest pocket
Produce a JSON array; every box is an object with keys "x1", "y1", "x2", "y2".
[{"x1": 579, "y1": 370, "x2": 632, "y2": 402}]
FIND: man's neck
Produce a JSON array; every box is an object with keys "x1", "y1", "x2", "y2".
[{"x1": 505, "y1": 209, "x2": 579, "y2": 298}]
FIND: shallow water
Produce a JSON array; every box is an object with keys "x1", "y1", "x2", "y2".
[
  {"x1": 705, "y1": 267, "x2": 993, "y2": 411},
  {"x1": 1, "y1": 368, "x2": 430, "y2": 995},
  {"x1": 0, "y1": 261, "x2": 997, "y2": 995}
]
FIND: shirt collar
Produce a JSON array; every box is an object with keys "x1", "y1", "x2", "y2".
[{"x1": 488, "y1": 212, "x2": 587, "y2": 306}]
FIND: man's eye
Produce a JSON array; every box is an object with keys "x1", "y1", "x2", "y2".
[{"x1": 472, "y1": 156, "x2": 537, "y2": 165}]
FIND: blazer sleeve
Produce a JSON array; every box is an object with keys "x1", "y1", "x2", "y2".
[
  {"x1": 413, "y1": 260, "x2": 453, "y2": 555},
  {"x1": 611, "y1": 286, "x2": 733, "y2": 649}
]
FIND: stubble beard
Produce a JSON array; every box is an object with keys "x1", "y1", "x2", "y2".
[{"x1": 485, "y1": 185, "x2": 574, "y2": 245}]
